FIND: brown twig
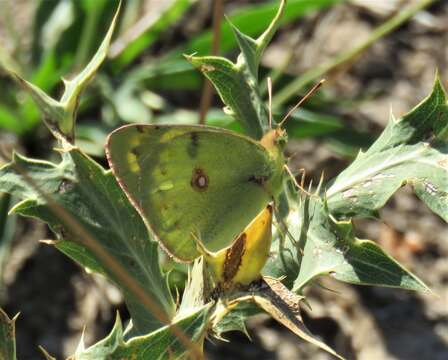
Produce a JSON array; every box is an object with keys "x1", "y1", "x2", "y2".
[{"x1": 198, "y1": 0, "x2": 224, "y2": 125}]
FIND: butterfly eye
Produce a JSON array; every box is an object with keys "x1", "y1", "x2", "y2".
[{"x1": 275, "y1": 129, "x2": 288, "y2": 148}]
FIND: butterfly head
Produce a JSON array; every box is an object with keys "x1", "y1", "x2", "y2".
[
  {"x1": 265, "y1": 78, "x2": 325, "y2": 152},
  {"x1": 260, "y1": 127, "x2": 287, "y2": 152}
]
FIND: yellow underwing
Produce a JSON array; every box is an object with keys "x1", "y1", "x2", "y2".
[{"x1": 194, "y1": 204, "x2": 273, "y2": 289}]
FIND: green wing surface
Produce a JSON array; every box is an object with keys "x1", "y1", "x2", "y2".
[{"x1": 106, "y1": 124, "x2": 279, "y2": 261}]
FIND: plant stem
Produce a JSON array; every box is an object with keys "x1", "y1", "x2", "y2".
[
  {"x1": 198, "y1": 0, "x2": 223, "y2": 125},
  {"x1": 272, "y1": 0, "x2": 437, "y2": 108}
]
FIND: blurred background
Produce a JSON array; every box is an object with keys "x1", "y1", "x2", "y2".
[{"x1": 0, "y1": 0, "x2": 447, "y2": 358}]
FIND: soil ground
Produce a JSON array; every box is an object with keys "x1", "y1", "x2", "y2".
[{"x1": 1, "y1": 1, "x2": 447, "y2": 359}]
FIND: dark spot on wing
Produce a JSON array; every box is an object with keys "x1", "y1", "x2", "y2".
[
  {"x1": 223, "y1": 233, "x2": 246, "y2": 282},
  {"x1": 131, "y1": 147, "x2": 139, "y2": 156},
  {"x1": 136, "y1": 125, "x2": 146, "y2": 133},
  {"x1": 191, "y1": 167, "x2": 208, "y2": 191},
  {"x1": 191, "y1": 132, "x2": 199, "y2": 145},
  {"x1": 187, "y1": 132, "x2": 199, "y2": 158},
  {"x1": 248, "y1": 175, "x2": 268, "y2": 186}
]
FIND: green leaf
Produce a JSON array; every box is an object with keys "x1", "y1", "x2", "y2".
[
  {"x1": 327, "y1": 77, "x2": 448, "y2": 220},
  {"x1": 117, "y1": 58, "x2": 201, "y2": 93},
  {"x1": 292, "y1": 195, "x2": 430, "y2": 293},
  {"x1": 187, "y1": 1, "x2": 288, "y2": 139},
  {"x1": 116, "y1": 0, "x2": 340, "y2": 105},
  {"x1": 229, "y1": 0, "x2": 286, "y2": 81},
  {"x1": 59, "y1": 2, "x2": 120, "y2": 137},
  {"x1": 212, "y1": 302, "x2": 259, "y2": 340},
  {"x1": 0, "y1": 149, "x2": 175, "y2": 334},
  {"x1": 110, "y1": 0, "x2": 195, "y2": 70},
  {"x1": 187, "y1": 55, "x2": 266, "y2": 138},
  {"x1": 0, "y1": 308, "x2": 16, "y2": 360},
  {"x1": 74, "y1": 305, "x2": 211, "y2": 360},
  {"x1": 184, "y1": 0, "x2": 341, "y2": 57},
  {"x1": 7, "y1": 73, "x2": 65, "y2": 137},
  {"x1": 1, "y1": 3, "x2": 120, "y2": 141}
]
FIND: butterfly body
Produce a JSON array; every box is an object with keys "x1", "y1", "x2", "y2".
[{"x1": 106, "y1": 124, "x2": 285, "y2": 262}]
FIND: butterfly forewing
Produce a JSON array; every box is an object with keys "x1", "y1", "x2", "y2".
[{"x1": 106, "y1": 124, "x2": 279, "y2": 262}]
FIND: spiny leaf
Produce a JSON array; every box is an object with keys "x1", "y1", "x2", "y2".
[
  {"x1": 219, "y1": 277, "x2": 344, "y2": 359},
  {"x1": 0, "y1": 149, "x2": 175, "y2": 334},
  {"x1": 59, "y1": 2, "x2": 121, "y2": 137},
  {"x1": 184, "y1": 0, "x2": 341, "y2": 57},
  {"x1": 187, "y1": 54, "x2": 267, "y2": 139},
  {"x1": 8, "y1": 73, "x2": 65, "y2": 139},
  {"x1": 187, "y1": 0, "x2": 288, "y2": 139},
  {"x1": 212, "y1": 302, "x2": 259, "y2": 340},
  {"x1": 292, "y1": 195, "x2": 430, "y2": 293},
  {"x1": 74, "y1": 313, "x2": 123, "y2": 358},
  {"x1": 0, "y1": 3, "x2": 120, "y2": 141},
  {"x1": 231, "y1": 0, "x2": 286, "y2": 80},
  {"x1": 327, "y1": 77, "x2": 448, "y2": 220},
  {"x1": 0, "y1": 308, "x2": 17, "y2": 360},
  {"x1": 74, "y1": 305, "x2": 211, "y2": 360}
]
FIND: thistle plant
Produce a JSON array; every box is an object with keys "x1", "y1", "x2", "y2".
[{"x1": 0, "y1": 1, "x2": 445, "y2": 359}]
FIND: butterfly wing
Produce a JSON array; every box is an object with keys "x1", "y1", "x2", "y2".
[{"x1": 106, "y1": 124, "x2": 280, "y2": 262}]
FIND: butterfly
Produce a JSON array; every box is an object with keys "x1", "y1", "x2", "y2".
[
  {"x1": 106, "y1": 80, "x2": 324, "y2": 263},
  {"x1": 106, "y1": 124, "x2": 285, "y2": 262}
]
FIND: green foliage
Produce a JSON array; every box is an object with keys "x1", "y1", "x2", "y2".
[
  {"x1": 0, "y1": 0, "x2": 445, "y2": 359},
  {"x1": 187, "y1": 0, "x2": 287, "y2": 138},
  {"x1": 4, "y1": 2, "x2": 120, "y2": 141},
  {"x1": 186, "y1": 0, "x2": 438, "y2": 296},
  {"x1": 183, "y1": 0, "x2": 341, "y2": 57},
  {"x1": 0, "y1": 149, "x2": 175, "y2": 334},
  {"x1": 74, "y1": 305, "x2": 211, "y2": 360},
  {"x1": 327, "y1": 78, "x2": 448, "y2": 220},
  {"x1": 110, "y1": 0, "x2": 196, "y2": 69},
  {"x1": 291, "y1": 195, "x2": 429, "y2": 292}
]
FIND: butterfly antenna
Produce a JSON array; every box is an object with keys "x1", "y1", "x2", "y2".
[
  {"x1": 278, "y1": 79, "x2": 326, "y2": 128},
  {"x1": 284, "y1": 164, "x2": 311, "y2": 196},
  {"x1": 267, "y1": 77, "x2": 273, "y2": 129}
]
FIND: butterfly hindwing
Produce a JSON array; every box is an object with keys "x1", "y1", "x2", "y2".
[{"x1": 106, "y1": 124, "x2": 280, "y2": 261}]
